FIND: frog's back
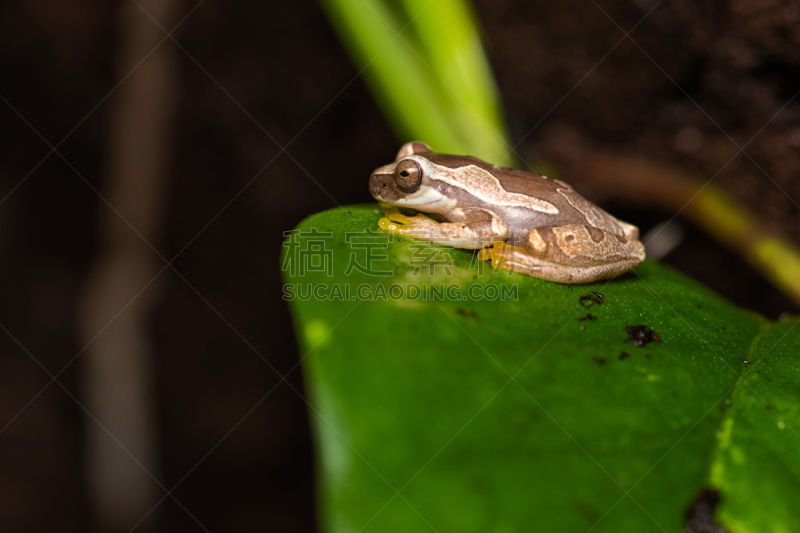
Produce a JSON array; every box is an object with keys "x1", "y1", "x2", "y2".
[{"x1": 424, "y1": 153, "x2": 626, "y2": 241}]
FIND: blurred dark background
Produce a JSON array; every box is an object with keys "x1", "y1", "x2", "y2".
[{"x1": 0, "y1": 0, "x2": 798, "y2": 531}]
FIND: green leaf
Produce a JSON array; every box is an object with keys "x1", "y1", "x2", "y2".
[
  {"x1": 318, "y1": 0, "x2": 512, "y2": 163},
  {"x1": 283, "y1": 205, "x2": 800, "y2": 533}
]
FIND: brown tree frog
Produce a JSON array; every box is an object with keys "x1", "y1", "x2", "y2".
[{"x1": 368, "y1": 142, "x2": 645, "y2": 283}]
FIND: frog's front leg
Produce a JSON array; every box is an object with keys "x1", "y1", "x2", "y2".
[
  {"x1": 379, "y1": 208, "x2": 508, "y2": 249},
  {"x1": 480, "y1": 225, "x2": 645, "y2": 283}
]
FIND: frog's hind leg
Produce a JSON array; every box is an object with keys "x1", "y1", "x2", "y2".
[{"x1": 479, "y1": 225, "x2": 645, "y2": 284}]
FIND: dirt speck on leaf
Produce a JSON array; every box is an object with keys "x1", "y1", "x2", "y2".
[
  {"x1": 626, "y1": 325, "x2": 661, "y2": 347},
  {"x1": 591, "y1": 357, "x2": 606, "y2": 365},
  {"x1": 455, "y1": 307, "x2": 482, "y2": 323},
  {"x1": 685, "y1": 489, "x2": 730, "y2": 533},
  {"x1": 579, "y1": 293, "x2": 604, "y2": 307},
  {"x1": 579, "y1": 314, "x2": 598, "y2": 330},
  {"x1": 570, "y1": 499, "x2": 601, "y2": 523},
  {"x1": 619, "y1": 352, "x2": 629, "y2": 360}
]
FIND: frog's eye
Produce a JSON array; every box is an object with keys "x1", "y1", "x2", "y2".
[{"x1": 394, "y1": 160, "x2": 422, "y2": 192}]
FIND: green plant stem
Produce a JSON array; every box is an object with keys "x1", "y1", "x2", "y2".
[{"x1": 319, "y1": 0, "x2": 512, "y2": 163}]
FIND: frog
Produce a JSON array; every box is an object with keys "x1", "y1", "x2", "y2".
[{"x1": 368, "y1": 141, "x2": 645, "y2": 284}]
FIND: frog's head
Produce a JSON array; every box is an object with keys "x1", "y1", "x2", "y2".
[{"x1": 369, "y1": 142, "x2": 454, "y2": 213}]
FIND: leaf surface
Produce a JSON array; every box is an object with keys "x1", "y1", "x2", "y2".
[{"x1": 284, "y1": 205, "x2": 800, "y2": 533}]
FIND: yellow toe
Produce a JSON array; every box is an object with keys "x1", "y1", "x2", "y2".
[
  {"x1": 378, "y1": 218, "x2": 403, "y2": 233},
  {"x1": 476, "y1": 243, "x2": 524, "y2": 271}
]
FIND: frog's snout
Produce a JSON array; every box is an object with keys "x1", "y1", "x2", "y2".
[
  {"x1": 369, "y1": 165, "x2": 396, "y2": 201},
  {"x1": 368, "y1": 172, "x2": 384, "y2": 199}
]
